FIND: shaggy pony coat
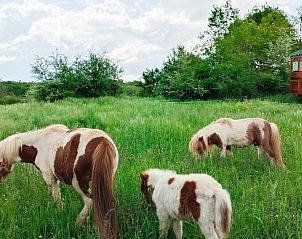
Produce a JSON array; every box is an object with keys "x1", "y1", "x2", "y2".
[
  {"x1": 0, "y1": 124, "x2": 119, "y2": 239},
  {"x1": 140, "y1": 168, "x2": 232, "y2": 239},
  {"x1": 189, "y1": 118, "x2": 285, "y2": 168}
]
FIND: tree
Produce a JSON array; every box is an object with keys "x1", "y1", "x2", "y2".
[
  {"x1": 32, "y1": 51, "x2": 122, "y2": 101},
  {"x1": 197, "y1": 0, "x2": 239, "y2": 57},
  {"x1": 142, "y1": 46, "x2": 209, "y2": 100}
]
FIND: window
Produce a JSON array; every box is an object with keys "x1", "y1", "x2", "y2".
[
  {"x1": 300, "y1": 61, "x2": 302, "y2": 71},
  {"x1": 292, "y1": 61, "x2": 299, "y2": 71}
]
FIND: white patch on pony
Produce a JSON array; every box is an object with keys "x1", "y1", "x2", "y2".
[
  {"x1": 141, "y1": 168, "x2": 232, "y2": 239},
  {"x1": 0, "y1": 124, "x2": 119, "y2": 229},
  {"x1": 189, "y1": 117, "x2": 285, "y2": 168}
]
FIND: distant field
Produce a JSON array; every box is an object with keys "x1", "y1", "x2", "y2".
[{"x1": 0, "y1": 97, "x2": 301, "y2": 239}]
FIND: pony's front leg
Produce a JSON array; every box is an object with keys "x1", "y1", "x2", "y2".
[
  {"x1": 220, "y1": 145, "x2": 227, "y2": 158},
  {"x1": 42, "y1": 173, "x2": 61, "y2": 203},
  {"x1": 157, "y1": 208, "x2": 170, "y2": 239},
  {"x1": 226, "y1": 145, "x2": 233, "y2": 157},
  {"x1": 173, "y1": 220, "x2": 183, "y2": 239}
]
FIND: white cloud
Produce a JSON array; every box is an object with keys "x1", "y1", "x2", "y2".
[
  {"x1": 0, "y1": 0, "x2": 301, "y2": 81},
  {"x1": 0, "y1": 55, "x2": 18, "y2": 63}
]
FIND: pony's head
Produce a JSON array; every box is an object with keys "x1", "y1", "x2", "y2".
[
  {"x1": 189, "y1": 135, "x2": 208, "y2": 157},
  {"x1": 140, "y1": 168, "x2": 176, "y2": 206},
  {"x1": 140, "y1": 171, "x2": 154, "y2": 206},
  {"x1": 0, "y1": 156, "x2": 13, "y2": 183}
]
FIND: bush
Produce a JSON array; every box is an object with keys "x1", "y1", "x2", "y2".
[
  {"x1": 0, "y1": 95, "x2": 23, "y2": 105},
  {"x1": 32, "y1": 52, "x2": 122, "y2": 102}
]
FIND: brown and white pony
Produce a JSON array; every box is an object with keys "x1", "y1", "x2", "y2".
[
  {"x1": 189, "y1": 117, "x2": 286, "y2": 168},
  {"x1": 0, "y1": 124, "x2": 119, "y2": 239},
  {"x1": 140, "y1": 168, "x2": 232, "y2": 239}
]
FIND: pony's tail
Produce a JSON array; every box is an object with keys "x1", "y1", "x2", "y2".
[
  {"x1": 92, "y1": 138, "x2": 119, "y2": 239},
  {"x1": 269, "y1": 123, "x2": 286, "y2": 169},
  {"x1": 214, "y1": 189, "x2": 232, "y2": 239}
]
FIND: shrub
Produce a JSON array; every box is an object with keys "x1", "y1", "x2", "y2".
[{"x1": 32, "y1": 52, "x2": 122, "y2": 101}]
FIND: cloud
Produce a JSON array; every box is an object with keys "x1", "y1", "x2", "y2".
[
  {"x1": 0, "y1": 55, "x2": 18, "y2": 63},
  {"x1": 0, "y1": 0, "x2": 301, "y2": 81}
]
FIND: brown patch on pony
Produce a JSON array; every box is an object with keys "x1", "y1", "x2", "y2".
[
  {"x1": 0, "y1": 159, "x2": 12, "y2": 182},
  {"x1": 247, "y1": 123, "x2": 262, "y2": 146},
  {"x1": 179, "y1": 181, "x2": 200, "y2": 221},
  {"x1": 168, "y1": 177, "x2": 175, "y2": 184},
  {"x1": 140, "y1": 172, "x2": 154, "y2": 206},
  {"x1": 19, "y1": 145, "x2": 38, "y2": 164},
  {"x1": 54, "y1": 133, "x2": 81, "y2": 185},
  {"x1": 19, "y1": 145, "x2": 39, "y2": 170},
  {"x1": 207, "y1": 133, "x2": 223, "y2": 149},
  {"x1": 217, "y1": 118, "x2": 232, "y2": 128},
  {"x1": 221, "y1": 201, "x2": 230, "y2": 234},
  {"x1": 74, "y1": 137, "x2": 103, "y2": 196},
  {"x1": 140, "y1": 172, "x2": 149, "y2": 194}
]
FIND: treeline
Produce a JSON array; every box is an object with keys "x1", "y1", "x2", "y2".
[
  {"x1": 0, "y1": 81, "x2": 32, "y2": 104},
  {"x1": 142, "y1": 3, "x2": 302, "y2": 99}
]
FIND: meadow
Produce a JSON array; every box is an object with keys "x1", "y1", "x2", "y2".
[{"x1": 0, "y1": 97, "x2": 301, "y2": 239}]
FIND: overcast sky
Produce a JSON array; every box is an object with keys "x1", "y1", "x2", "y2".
[{"x1": 0, "y1": 0, "x2": 301, "y2": 82}]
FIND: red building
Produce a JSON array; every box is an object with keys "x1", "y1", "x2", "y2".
[{"x1": 289, "y1": 49, "x2": 302, "y2": 96}]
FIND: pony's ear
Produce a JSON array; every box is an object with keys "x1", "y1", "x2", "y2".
[
  {"x1": 140, "y1": 172, "x2": 148, "y2": 181},
  {"x1": 198, "y1": 136, "x2": 203, "y2": 142}
]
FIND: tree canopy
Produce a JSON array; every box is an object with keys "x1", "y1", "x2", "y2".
[
  {"x1": 142, "y1": 2, "x2": 299, "y2": 100},
  {"x1": 32, "y1": 52, "x2": 122, "y2": 101}
]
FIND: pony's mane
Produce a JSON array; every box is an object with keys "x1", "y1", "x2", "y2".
[
  {"x1": 0, "y1": 135, "x2": 22, "y2": 165},
  {"x1": 189, "y1": 130, "x2": 216, "y2": 155},
  {"x1": 0, "y1": 124, "x2": 69, "y2": 165},
  {"x1": 144, "y1": 168, "x2": 177, "y2": 186}
]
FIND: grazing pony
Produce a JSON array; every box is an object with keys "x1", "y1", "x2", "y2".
[
  {"x1": 189, "y1": 117, "x2": 286, "y2": 168},
  {"x1": 140, "y1": 168, "x2": 232, "y2": 239},
  {"x1": 0, "y1": 124, "x2": 119, "y2": 239}
]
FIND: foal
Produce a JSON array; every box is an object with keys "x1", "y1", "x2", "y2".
[
  {"x1": 140, "y1": 168, "x2": 232, "y2": 239},
  {"x1": 189, "y1": 117, "x2": 286, "y2": 168},
  {"x1": 0, "y1": 124, "x2": 119, "y2": 239}
]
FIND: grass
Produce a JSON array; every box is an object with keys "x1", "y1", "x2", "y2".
[{"x1": 0, "y1": 96, "x2": 301, "y2": 239}]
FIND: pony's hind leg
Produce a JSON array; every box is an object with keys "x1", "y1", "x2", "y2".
[
  {"x1": 261, "y1": 142, "x2": 276, "y2": 166},
  {"x1": 72, "y1": 178, "x2": 92, "y2": 226}
]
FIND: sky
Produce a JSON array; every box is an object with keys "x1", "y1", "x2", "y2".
[{"x1": 0, "y1": 0, "x2": 301, "y2": 82}]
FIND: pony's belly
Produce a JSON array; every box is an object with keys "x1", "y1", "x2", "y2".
[{"x1": 229, "y1": 135, "x2": 249, "y2": 147}]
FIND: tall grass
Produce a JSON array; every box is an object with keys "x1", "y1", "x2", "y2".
[{"x1": 0, "y1": 97, "x2": 301, "y2": 238}]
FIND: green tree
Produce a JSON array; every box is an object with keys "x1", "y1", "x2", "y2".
[
  {"x1": 142, "y1": 46, "x2": 209, "y2": 100},
  {"x1": 32, "y1": 52, "x2": 122, "y2": 101}
]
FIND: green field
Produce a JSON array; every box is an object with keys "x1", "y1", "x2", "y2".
[{"x1": 0, "y1": 97, "x2": 301, "y2": 239}]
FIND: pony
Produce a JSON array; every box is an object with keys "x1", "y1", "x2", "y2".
[
  {"x1": 189, "y1": 117, "x2": 286, "y2": 168},
  {"x1": 0, "y1": 124, "x2": 119, "y2": 239},
  {"x1": 140, "y1": 168, "x2": 232, "y2": 239}
]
